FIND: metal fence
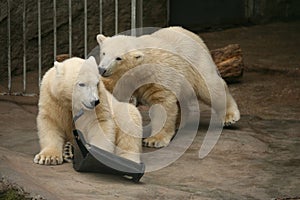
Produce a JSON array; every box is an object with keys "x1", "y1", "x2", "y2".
[{"x1": 1, "y1": 0, "x2": 142, "y2": 96}]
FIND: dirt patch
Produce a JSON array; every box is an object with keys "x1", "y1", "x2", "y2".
[{"x1": 0, "y1": 178, "x2": 45, "y2": 200}]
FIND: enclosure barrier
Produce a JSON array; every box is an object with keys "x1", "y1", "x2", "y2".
[{"x1": 1, "y1": 0, "x2": 142, "y2": 96}]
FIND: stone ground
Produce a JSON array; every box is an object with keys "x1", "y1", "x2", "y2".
[{"x1": 0, "y1": 21, "x2": 300, "y2": 200}]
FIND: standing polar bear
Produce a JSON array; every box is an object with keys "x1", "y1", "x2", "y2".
[
  {"x1": 34, "y1": 56, "x2": 142, "y2": 165},
  {"x1": 96, "y1": 26, "x2": 240, "y2": 148}
]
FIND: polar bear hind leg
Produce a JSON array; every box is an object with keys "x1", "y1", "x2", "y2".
[
  {"x1": 222, "y1": 79, "x2": 240, "y2": 126},
  {"x1": 196, "y1": 74, "x2": 240, "y2": 126},
  {"x1": 62, "y1": 141, "x2": 74, "y2": 163}
]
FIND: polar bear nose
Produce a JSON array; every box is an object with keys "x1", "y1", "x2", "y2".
[
  {"x1": 98, "y1": 67, "x2": 106, "y2": 76},
  {"x1": 91, "y1": 99, "x2": 100, "y2": 107}
]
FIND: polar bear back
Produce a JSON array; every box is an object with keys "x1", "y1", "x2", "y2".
[{"x1": 149, "y1": 26, "x2": 217, "y2": 74}]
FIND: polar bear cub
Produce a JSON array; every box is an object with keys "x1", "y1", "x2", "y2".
[
  {"x1": 34, "y1": 57, "x2": 142, "y2": 165},
  {"x1": 96, "y1": 26, "x2": 240, "y2": 148},
  {"x1": 71, "y1": 57, "x2": 115, "y2": 153},
  {"x1": 72, "y1": 57, "x2": 143, "y2": 162}
]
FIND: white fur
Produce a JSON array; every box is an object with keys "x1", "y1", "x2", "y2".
[
  {"x1": 97, "y1": 27, "x2": 240, "y2": 148},
  {"x1": 34, "y1": 57, "x2": 142, "y2": 165}
]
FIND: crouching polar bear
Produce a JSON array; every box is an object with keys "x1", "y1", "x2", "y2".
[
  {"x1": 34, "y1": 56, "x2": 142, "y2": 165},
  {"x1": 96, "y1": 26, "x2": 240, "y2": 148}
]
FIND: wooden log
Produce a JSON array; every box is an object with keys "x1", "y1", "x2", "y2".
[
  {"x1": 56, "y1": 43, "x2": 244, "y2": 82},
  {"x1": 56, "y1": 54, "x2": 71, "y2": 62},
  {"x1": 210, "y1": 44, "x2": 244, "y2": 82}
]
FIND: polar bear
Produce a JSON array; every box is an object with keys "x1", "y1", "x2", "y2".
[
  {"x1": 34, "y1": 56, "x2": 142, "y2": 165},
  {"x1": 96, "y1": 27, "x2": 240, "y2": 148},
  {"x1": 72, "y1": 57, "x2": 143, "y2": 162}
]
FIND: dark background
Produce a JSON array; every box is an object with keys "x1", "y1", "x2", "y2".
[{"x1": 169, "y1": 0, "x2": 300, "y2": 31}]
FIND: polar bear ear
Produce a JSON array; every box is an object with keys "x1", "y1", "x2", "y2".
[
  {"x1": 130, "y1": 51, "x2": 144, "y2": 62},
  {"x1": 54, "y1": 61, "x2": 63, "y2": 75},
  {"x1": 96, "y1": 34, "x2": 107, "y2": 45},
  {"x1": 85, "y1": 56, "x2": 99, "y2": 74},
  {"x1": 86, "y1": 56, "x2": 97, "y2": 66}
]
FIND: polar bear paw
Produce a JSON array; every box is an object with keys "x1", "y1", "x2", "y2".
[
  {"x1": 143, "y1": 134, "x2": 171, "y2": 148},
  {"x1": 33, "y1": 148, "x2": 63, "y2": 165},
  {"x1": 224, "y1": 107, "x2": 240, "y2": 126},
  {"x1": 63, "y1": 142, "x2": 74, "y2": 163}
]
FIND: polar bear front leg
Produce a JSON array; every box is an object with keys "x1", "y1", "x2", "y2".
[
  {"x1": 115, "y1": 129, "x2": 142, "y2": 163},
  {"x1": 34, "y1": 120, "x2": 65, "y2": 165},
  {"x1": 142, "y1": 91, "x2": 178, "y2": 148},
  {"x1": 113, "y1": 103, "x2": 143, "y2": 163},
  {"x1": 34, "y1": 145, "x2": 63, "y2": 165}
]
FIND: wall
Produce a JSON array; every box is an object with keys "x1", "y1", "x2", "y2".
[
  {"x1": 0, "y1": 0, "x2": 168, "y2": 80},
  {"x1": 1, "y1": 0, "x2": 299, "y2": 82}
]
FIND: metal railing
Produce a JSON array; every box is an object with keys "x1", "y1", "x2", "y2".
[{"x1": 1, "y1": 0, "x2": 142, "y2": 96}]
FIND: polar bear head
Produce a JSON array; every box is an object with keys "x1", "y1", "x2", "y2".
[
  {"x1": 97, "y1": 34, "x2": 144, "y2": 77},
  {"x1": 72, "y1": 56, "x2": 100, "y2": 112}
]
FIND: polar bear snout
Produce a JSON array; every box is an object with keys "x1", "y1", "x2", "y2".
[
  {"x1": 98, "y1": 67, "x2": 107, "y2": 76},
  {"x1": 92, "y1": 99, "x2": 100, "y2": 107},
  {"x1": 79, "y1": 87, "x2": 100, "y2": 110},
  {"x1": 82, "y1": 99, "x2": 100, "y2": 110},
  {"x1": 88, "y1": 93, "x2": 100, "y2": 108},
  {"x1": 99, "y1": 59, "x2": 116, "y2": 77}
]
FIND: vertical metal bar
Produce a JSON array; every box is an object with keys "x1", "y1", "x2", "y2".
[
  {"x1": 23, "y1": 0, "x2": 27, "y2": 93},
  {"x1": 53, "y1": 0, "x2": 57, "y2": 61},
  {"x1": 99, "y1": 0, "x2": 102, "y2": 34},
  {"x1": 69, "y1": 0, "x2": 72, "y2": 57},
  {"x1": 166, "y1": 0, "x2": 170, "y2": 26},
  {"x1": 136, "y1": 0, "x2": 143, "y2": 35},
  {"x1": 38, "y1": 0, "x2": 42, "y2": 88},
  {"x1": 115, "y1": 0, "x2": 118, "y2": 34},
  {"x1": 7, "y1": 0, "x2": 11, "y2": 93},
  {"x1": 84, "y1": 0, "x2": 87, "y2": 58},
  {"x1": 131, "y1": 0, "x2": 136, "y2": 36}
]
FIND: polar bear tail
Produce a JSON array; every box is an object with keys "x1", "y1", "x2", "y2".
[{"x1": 63, "y1": 141, "x2": 74, "y2": 163}]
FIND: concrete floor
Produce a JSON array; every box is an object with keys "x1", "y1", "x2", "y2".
[{"x1": 0, "y1": 21, "x2": 300, "y2": 200}]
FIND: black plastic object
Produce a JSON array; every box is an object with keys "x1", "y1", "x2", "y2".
[{"x1": 72, "y1": 130, "x2": 145, "y2": 182}]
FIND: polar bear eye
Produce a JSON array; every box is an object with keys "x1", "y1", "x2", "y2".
[
  {"x1": 115, "y1": 57, "x2": 122, "y2": 61},
  {"x1": 102, "y1": 52, "x2": 105, "y2": 56},
  {"x1": 79, "y1": 83, "x2": 85, "y2": 87}
]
